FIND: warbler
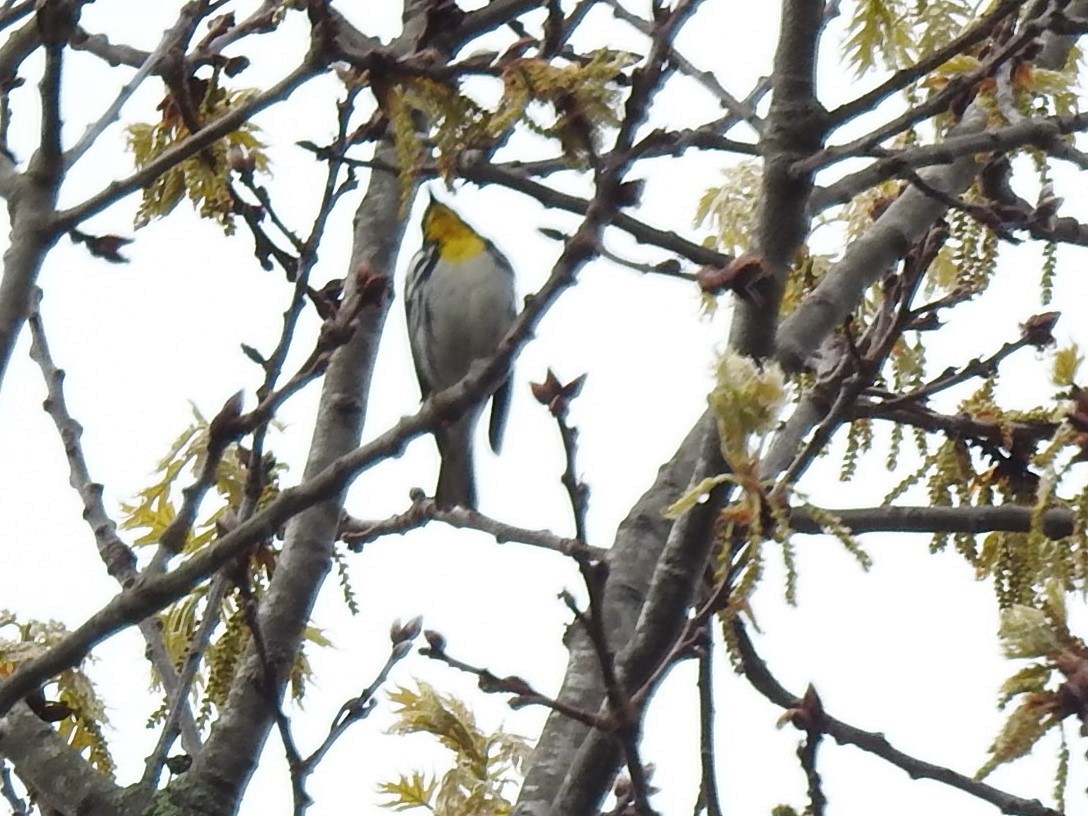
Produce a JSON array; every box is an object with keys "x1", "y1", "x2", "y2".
[{"x1": 405, "y1": 194, "x2": 517, "y2": 509}]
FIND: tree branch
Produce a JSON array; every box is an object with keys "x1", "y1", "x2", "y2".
[
  {"x1": 0, "y1": 703, "x2": 137, "y2": 816},
  {"x1": 26, "y1": 288, "x2": 203, "y2": 756},
  {"x1": 827, "y1": 0, "x2": 1029, "y2": 127},
  {"x1": 733, "y1": 621, "x2": 1063, "y2": 816},
  {"x1": 809, "y1": 113, "x2": 1088, "y2": 214},
  {"x1": 789, "y1": 503, "x2": 1078, "y2": 540},
  {"x1": 53, "y1": 62, "x2": 320, "y2": 230}
]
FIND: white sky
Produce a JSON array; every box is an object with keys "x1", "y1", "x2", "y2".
[{"x1": 2, "y1": 2, "x2": 1088, "y2": 815}]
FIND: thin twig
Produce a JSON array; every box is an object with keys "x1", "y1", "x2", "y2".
[
  {"x1": 27, "y1": 288, "x2": 203, "y2": 756},
  {"x1": 693, "y1": 627, "x2": 722, "y2": 816},
  {"x1": 554, "y1": 406, "x2": 589, "y2": 544},
  {"x1": 797, "y1": 5, "x2": 1058, "y2": 174},
  {"x1": 422, "y1": 634, "x2": 602, "y2": 728},
  {"x1": 0, "y1": 0, "x2": 31, "y2": 33},
  {"x1": 141, "y1": 575, "x2": 231, "y2": 787},
  {"x1": 601, "y1": 0, "x2": 763, "y2": 135},
  {"x1": 234, "y1": 579, "x2": 308, "y2": 813},
  {"x1": 297, "y1": 622, "x2": 417, "y2": 779},
  {"x1": 732, "y1": 620, "x2": 1063, "y2": 816},
  {"x1": 65, "y1": 13, "x2": 176, "y2": 165},
  {"x1": 341, "y1": 495, "x2": 602, "y2": 560},
  {"x1": 878, "y1": 333, "x2": 1036, "y2": 409}
]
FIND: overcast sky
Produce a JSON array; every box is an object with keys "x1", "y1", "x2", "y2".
[{"x1": 2, "y1": 2, "x2": 1088, "y2": 814}]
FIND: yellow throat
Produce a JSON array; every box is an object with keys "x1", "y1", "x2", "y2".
[{"x1": 423, "y1": 202, "x2": 486, "y2": 263}]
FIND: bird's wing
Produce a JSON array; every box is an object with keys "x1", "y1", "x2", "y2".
[{"x1": 405, "y1": 244, "x2": 439, "y2": 398}]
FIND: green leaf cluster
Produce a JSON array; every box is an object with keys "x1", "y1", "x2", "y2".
[
  {"x1": 120, "y1": 410, "x2": 282, "y2": 555},
  {"x1": 977, "y1": 586, "x2": 1087, "y2": 801},
  {"x1": 694, "y1": 161, "x2": 762, "y2": 257},
  {"x1": 378, "y1": 682, "x2": 531, "y2": 815},
  {"x1": 844, "y1": 0, "x2": 971, "y2": 76},
  {"x1": 708, "y1": 349, "x2": 787, "y2": 468},
  {"x1": 126, "y1": 73, "x2": 269, "y2": 234},
  {"x1": 119, "y1": 411, "x2": 333, "y2": 721},
  {"x1": 0, "y1": 613, "x2": 114, "y2": 776}
]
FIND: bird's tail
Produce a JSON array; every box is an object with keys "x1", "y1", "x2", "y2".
[{"x1": 434, "y1": 417, "x2": 477, "y2": 510}]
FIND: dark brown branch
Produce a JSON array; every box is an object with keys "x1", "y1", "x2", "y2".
[
  {"x1": 564, "y1": 561, "x2": 658, "y2": 815},
  {"x1": 462, "y1": 162, "x2": 731, "y2": 267},
  {"x1": 854, "y1": 399, "x2": 1059, "y2": 449},
  {"x1": 453, "y1": 0, "x2": 543, "y2": 46},
  {"x1": 880, "y1": 329, "x2": 1040, "y2": 410},
  {"x1": 789, "y1": 504, "x2": 1077, "y2": 540},
  {"x1": 694, "y1": 628, "x2": 722, "y2": 816},
  {"x1": 422, "y1": 633, "x2": 602, "y2": 729},
  {"x1": 733, "y1": 621, "x2": 1064, "y2": 816},
  {"x1": 0, "y1": 0, "x2": 32, "y2": 32},
  {"x1": 543, "y1": 377, "x2": 591, "y2": 543},
  {"x1": 601, "y1": 0, "x2": 764, "y2": 135}
]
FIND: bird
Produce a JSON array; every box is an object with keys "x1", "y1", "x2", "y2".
[{"x1": 404, "y1": 193, "x2": 517, "y2": 509}]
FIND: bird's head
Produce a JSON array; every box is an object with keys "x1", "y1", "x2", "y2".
[{"x1": 421, "y1": 194, "x2": 486, "y2": 262}]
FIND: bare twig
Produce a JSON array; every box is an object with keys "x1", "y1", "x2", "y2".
[
  {"x1": 422, "y1": 632, "x2": 602, "y2": 728},
  {"x1": 296, "y1": 619, "x2": 418, "y2": 783},
  {"x1": 563, "y1": 565, "x2": 657, "y2": 815},
  {"x1": 601, "y1": 0, "x2": 764, "y2": 135},
  {"x1": 26, "y1": 288, "x2": 203, "y2": 756},
  {"x1": 341, "y1": 495, "x2": 602, "y2": 560},
  {"x1": 0, "y1": 0, "x2": 31, "y2": 32},
  {"x1": 879, "y1": 332, "x2": 1038, "y2": 409},
  {"x1": 532, "y1": 370, "x2": 591, "y2": 543},
  {"x1": 233, "y1": 579, "x2": 309, "y2": 814},
  {"x1": 793, "y1": 686, "x2": 827, "y2": 816},
  {"x1": 732, "y1": 621, "x2": 1063, "y2": 816},
  {"x1": 693, "y1": 628, "x2": 722, "y2": 816},
  {"x1": 141, "y1": 575, "x2": 232, "y2": 787},
  {"x1": 65, "y1": 11, "x2": 176, "y2": 165}
]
